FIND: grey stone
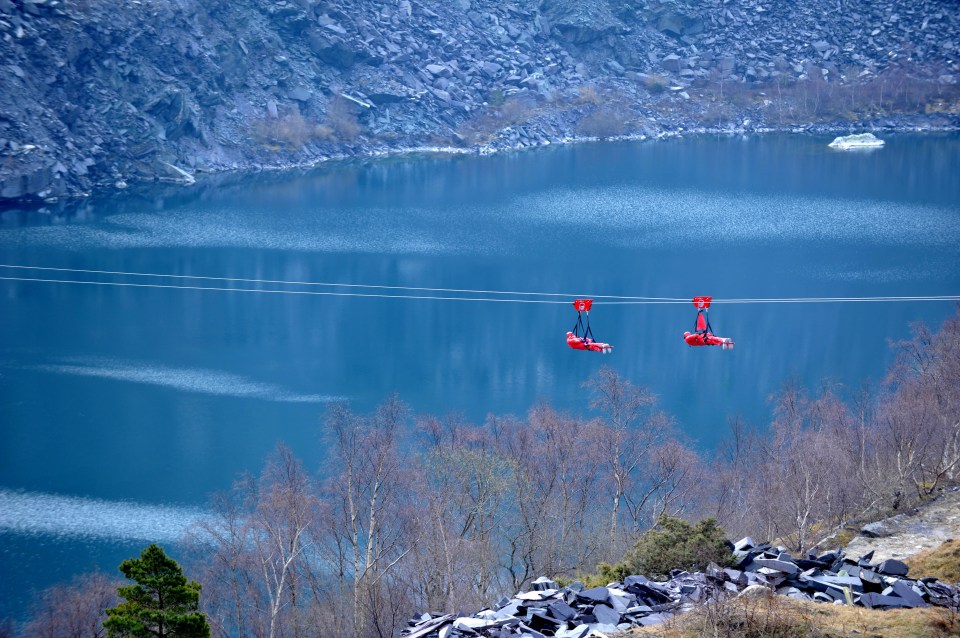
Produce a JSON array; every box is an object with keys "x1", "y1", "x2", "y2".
[
  {"x1": 859, "y1": 569, "x2": 883, "y2": 588},
  {"x1": 859, "y1": 593, "x2": 915, "y2": 609},
  {"x1": 608, "y1": 593, "x2": 632, "y2": 613},
  {"x1": 516, "y1": 621, "x2": 548, "y2": 638},
  {"x1": 143, "y1": 88, "x2": 199, "y2": 140},
  {"x1": 661, "y1": 54, "x2": 683, "y2": 73},
  {"x1": 539, "y1": 0, "x2": 627, "y2": 44},
  {"x1": 454, "y1": 617, "x2": 494, "y2": 631},
  {"x1": 307, "y1": 31, "x2": 359, "y2": 69},
  {"x1": 494, "y1": 601, "x2": 520, "y2": 619},
  {"x1": 546, "y1": 600, "x2": 576, "y2": 621},
  {"x1": 481, "y1": 61, "x2": 502, "y2": 78},
  {"x1": 531, "y1": 576, "x2": 559, "y2": 591},
  {"x1": 555, "y1": 625, "x2": 590, "y2": 638},
  {"x1": 723, "y1": 568, "x2": 745, "y2": 583},
  {"x1": 592, "y1": 603, "x2": 619, "y2": 626},
  {"x1": 526, "y1": 612, "x2": 562, "y2": 633},
  {"x1": 287, "y1": 86, "x2": 311, "y2": 102},
  {"x1": 322, "y1": 22, "x2": 347, "y2": 36},
  {"x1": 754, "y1": 558, "x2": 800, "y2": 575},
  {"x1": 734, "y1": 537, "x2": 757, "y2": 552},
  {"x1": 877, "y1": 559, "x2": 909, "y2": 577},
  {"x1": 576, "y1": 586, "x2": 609, "y2": 604},
  {"x1": 404, "y1": 614, "x2": 456, "y2": 638},
  {"x1": 425, "y1": 64, "x2": 450, "y2": 78},
  {"x1": 657, "y1": 12, "x2": 685, "y2": 37},
  {"x1": 888, "y1": 580, "x2": 927, "y2": 607}
]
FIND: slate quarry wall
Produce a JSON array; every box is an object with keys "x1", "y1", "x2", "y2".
[{"x1": 1, "y1": 0, "x2": 958, "y2": 203}]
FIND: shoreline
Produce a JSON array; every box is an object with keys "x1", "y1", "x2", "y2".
[{"x1": 7, "y1": 120, "x2": 958, "y2": 215}]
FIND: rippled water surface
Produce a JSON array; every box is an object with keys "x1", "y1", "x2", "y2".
[{"x1": 1, "y1": 134, "x2": 958, "y2": 619}]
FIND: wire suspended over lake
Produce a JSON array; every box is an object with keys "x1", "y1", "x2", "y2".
[{"x1": 1, "y1": 265, "x2": 958, "y2": 305}]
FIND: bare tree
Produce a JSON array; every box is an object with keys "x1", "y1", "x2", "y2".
[
  {"x1": 708, "y1": 416, "x2": 757, "y2": 537},
  {"x1": 250, "y1": 444, "x2": 318, "y2": 638},
  {"x1": 412, "y1": 413, "x2": 511, "y2": 611},
  {"x1": 888, "y1": 311, "x2": 960, "y2": 491},
  {"x1": 187, "y1": 488, "x2": 264, "y2": 638},
  {"x1": 321, "y1": 395, "x2": 415, "y2": 638},
  {"x1": 497, "y1": 413, "x2": 555, "y2": 591},
  {"x1": 641, "y1": 437, "x2": 703, "y2": 525},
  {"x1": 531, "y1": 405, "x2": 605, "y2": 575},
  {"x1": 584, "y1": 366, "x2": 661, "y2": 555},
  {"x1": 19, "y1": 572, "x2": 118, "y2": 638}
]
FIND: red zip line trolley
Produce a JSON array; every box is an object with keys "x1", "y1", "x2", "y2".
[
  {"x1": 683, "y1": 296, "x2": 734, "y2": 350},
  {"x1": 566, "y1": 299, "x2": 613, "y2": 354}
]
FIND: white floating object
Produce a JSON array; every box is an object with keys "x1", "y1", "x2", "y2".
[{"x1": 828, "y1": 132, "x2": 885, "y2": 149}]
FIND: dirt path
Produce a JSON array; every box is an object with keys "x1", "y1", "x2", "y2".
[{"x1": 844, "y1": 486, "x2": 960, "y2": 563}]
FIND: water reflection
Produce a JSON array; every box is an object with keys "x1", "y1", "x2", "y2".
[{"x1": 0, "y1": 134, "x2": 958, "y2": 620}]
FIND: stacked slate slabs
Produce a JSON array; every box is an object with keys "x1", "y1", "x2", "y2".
[{"x1": 402, "y1": 538, "x2": 959, "y2": 638}]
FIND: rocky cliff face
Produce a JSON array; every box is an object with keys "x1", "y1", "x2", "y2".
[{"x1": 1, "y1": 0, "x2": 958, "y2": 203}]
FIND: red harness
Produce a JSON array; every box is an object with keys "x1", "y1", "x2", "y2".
[
  {"x1": 684, "y1": 296, "x2": 734, "y2": 349},
  {"x1": 566, "y1": 299, "x2": 613, "y2": 354}
]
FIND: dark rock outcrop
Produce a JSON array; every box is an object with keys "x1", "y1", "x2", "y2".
[{"x1": 0, "y1": 0, "x2": 957, "y2": 204}]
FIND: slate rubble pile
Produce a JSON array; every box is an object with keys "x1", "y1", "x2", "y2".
[
  {"x1": 401, "y1": 538, "x2": 959, "y2": 638},
  {"x1": 726, "y1": 536, "x2": 957, "y2": 609},
  {"x1": 1, "y1": 0, "x2": 958, "y2": 204}
]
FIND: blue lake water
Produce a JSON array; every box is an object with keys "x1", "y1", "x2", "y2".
[{"x1": 1, "y1": 134, "x2": 959, "y2": 619}]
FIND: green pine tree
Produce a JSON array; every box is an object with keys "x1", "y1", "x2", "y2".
[
  {"x1": 623, "y1": 516, "x2": 735, "y2": 579},
  {"x1": 104, "y1": 544, "x2": 210, "y2": 638}
]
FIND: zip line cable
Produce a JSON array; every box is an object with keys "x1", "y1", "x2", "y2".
[
  {"x1": 0, "y1": 276, "x2": 574, "y2": 304},
  {"x1": 0, "y1": 263, "x2": 683, "y2": 301},
  {"x1": 0, "y1": 266, "x2": 958, "y2": 305}
]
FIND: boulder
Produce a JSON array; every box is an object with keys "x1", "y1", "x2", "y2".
[
  {"x1": 287, "y1": 86, "x2": 312, "y2": 102},
  {"x1": 661, "y1": 54, "x2": 683, "y2": 73},
  {"x1": 860, "y1": 521, "x2": 892, "y2": 538},
  {"x1": 653, "y1": 8, "x2": 704, "y2": 37},
  {"x1": 877, "y1": 559, "x2": 909, "y2": 577},
  {"x1": 308, "y1": 31, "x2": 361, "y2": 69},
  {"x1": 592, "y1": 603, "x2": 620, "y2": 626},
  {"x1": 143, "y1": 88, "x2": 199, "y2": 140},
  {"x1": 539, "y1": 0, "x2": 628, "y2": 44},
  {"x1": 425, "y1": 64, "x2": 451, "y2": 78}
]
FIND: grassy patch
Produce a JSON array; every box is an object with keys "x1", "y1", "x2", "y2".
[
  {"x1": 456, "y1": 95, "x2": 539, "y2": 144},
  {"x1": 633, "y1": 593, "x2": 960, "y2": 638},
  {"x1": 251, "y1": 112, "x2": 334, "y2": 150},
  {"x1": 906, "y1": 539, "x2": 960, "y2": 583},
  {"x1": 575, "y1": 104, "x2": 635, "y2": 138}
]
